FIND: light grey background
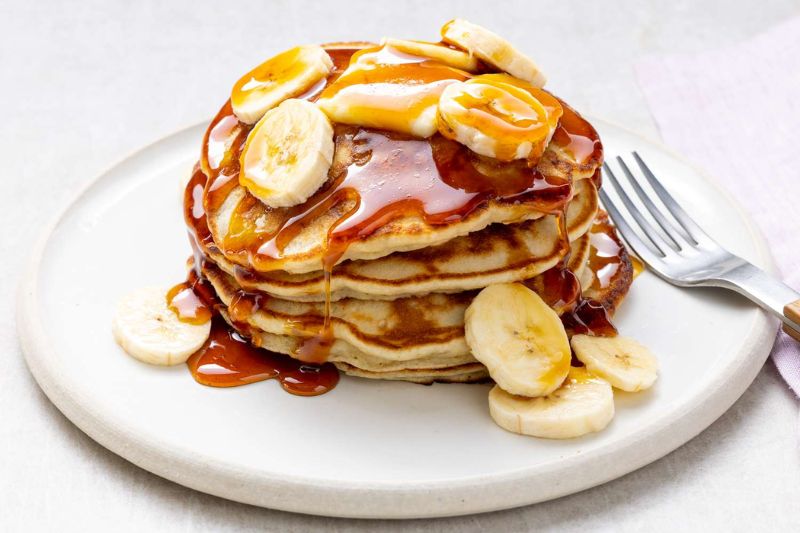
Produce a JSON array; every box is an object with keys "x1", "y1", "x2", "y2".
[{"x1": 2, "y1": 1, "x2": 799, "y2": 531}]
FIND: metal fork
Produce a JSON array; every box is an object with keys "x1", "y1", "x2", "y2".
[{"x1": 600, "y1": 152, "x2": 800, "y2": 340}]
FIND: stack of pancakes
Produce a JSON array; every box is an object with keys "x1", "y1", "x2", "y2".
[{"x1": 189, "y1": 114, "x2": 632, "y2": 385}]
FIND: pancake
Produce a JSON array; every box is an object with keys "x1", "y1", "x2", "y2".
[
  {"x1": 334, "y1": 362, "x2": 489, "y2": 384},
  {"x1": 206, "y1": 178, "x2": 598, "y2": 301},
  {"x1": 201, "y1": 46, "x2": 603, "y2": 275},
  {"x1": 200, "y1": 212, "x2": 633, "y2": 383}
]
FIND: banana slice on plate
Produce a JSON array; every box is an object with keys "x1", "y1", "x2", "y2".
[
  {"x1": 489, "y1": 367, "x2": 615, "y2": 439},
  {"x1": 239, "y1": 99, "x2": 334, "y2": 208},
  {"x1": 571, "y1": 334, "x2": 659, "y2": 392},
  {"x1": 112, "y1": 287, "x2": 211, "y2": 366},
  {"x1": 437, "y1": 74, "x2": 562, "y2": 161},
  {"x1": 465, "y1": 283, "x2": 571, "y2": 397},
  {"x1": 441, "y1": 19, "x2": 547, "y2": 87},
  {"x1": 381, "y1": 38, "x2": 479, "y2": 71},
  {"x1": 231, "y1": 45, "x2": 333, "y2": 124}
]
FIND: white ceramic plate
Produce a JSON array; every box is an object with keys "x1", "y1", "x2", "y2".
[{"x1": 18, "y1": 119, "x2": 777, "y2": 519}]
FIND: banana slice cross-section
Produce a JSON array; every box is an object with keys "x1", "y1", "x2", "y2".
[
  {"x1": 465, "y1": 283, "x2": 571, "y2": 397},
  {"x1": 112, "y1": 287, "x2": 211, "y2": 366},
  {"x1": 489, "y1": 367, "x2": 615, "y2": 439},
  {"x1": 438, "y1": 74, "x2": 562, "y2": 161},
  {"x1": 239, "y1": 99, "x2": 335, "y2": 208},
  {"x1": 571, "y1": 334, "x2": 659, "y2": 392},
  {"x1": 232, "y1": 45, "x2": 334, "y2": 124},
  {"x1": 441, "y1": 19, "x2": 547, "y2": 87}
]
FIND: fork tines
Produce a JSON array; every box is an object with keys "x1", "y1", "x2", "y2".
[{"x1": 599, "y1": 152, "x2": 715, "y2": 264}]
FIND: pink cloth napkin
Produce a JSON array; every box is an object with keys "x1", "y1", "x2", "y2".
[{"x1": 635, "y1": 18, "x2": 800, "y2": 397}]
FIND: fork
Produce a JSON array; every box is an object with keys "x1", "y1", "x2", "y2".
[{"x1": 599, "y1": 152, "x2": 800, "y2": 341}]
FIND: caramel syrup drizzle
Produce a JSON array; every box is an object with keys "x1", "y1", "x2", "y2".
[
  {"x1": 168, "y1": 166, "x2": 340, "y2": 394},
  {"x1": 166, "y1": 273, "x2": 213, "y2": 325},
  {"x1": 525, "y1": 211, "x2": 619, "y2": 339},
  {"x1": 171, "y1": 44, "x2": 609, "y2": 385},
  {"x1": 187, "y1": 317, "x2": 339, "y2": 395},
  {"x1": 552, "y1": 100, "x2": 603, "y2": 166}
]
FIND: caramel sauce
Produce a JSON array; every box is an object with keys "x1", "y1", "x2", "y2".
[
  {"x1": 559, "y1": 214, "x2": 623, "y2": 337},
  {"x1": 586, "y1": 215, "x2": 634, "y2": 292},
  {"x1": 293, "y1": 327, "x2": 336, "y2": 365},
  {"x1": 587, "y1": 221, "x2": 623, "y2": 291},
  {"x1": 168, "y1": 259, "x2": 340, "y2": 394},
  {"x1": 562, "y1": 299, "x2": 617, "y2": 337},
  {"x1": 561, "y1": 212, "x2": 633, "y2": 337},
  {"x1": 228, "y1": 287, "x2": 269, "y2": 323},
  {"x1": 184, "y1": 165, "x2": 215, "y2": 273},
  {"x1": 187, "y1": 317, "x2": 339, "y2": 395},
  {"x1": 166, "y1": 279, "x2": 213, "y2": 325},
  {"x1": 527, "y1": 211, "x2": 618, "y2": 338},
  {"x1": 326, "y1": 46, "x2": 365, "y2": 72},
  {"x1": 530, "y1": 266, "x2": 582, "y2": 316},
  {"x1": 552, "y1": 101, "x2": 602, "y2": 165}
]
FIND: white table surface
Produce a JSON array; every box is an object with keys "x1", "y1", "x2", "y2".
[{"x1": 2, "y1": 1, "x2": 799, "y2": 530}]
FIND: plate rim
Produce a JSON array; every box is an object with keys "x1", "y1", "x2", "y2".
[{"x1": 16, "y1": 117, "x2": 778, "y2": 519}]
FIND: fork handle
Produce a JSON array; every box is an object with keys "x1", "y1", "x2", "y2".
[
  {"x1": 784, "y1": 300, "x2": 800, "y2": 341},
  {"x1": 720, "y1": 262, "x2": 800, "y2": 340}
]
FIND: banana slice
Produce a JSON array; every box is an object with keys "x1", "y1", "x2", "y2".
[
  {"x1": 381, "y1": 38, "x2": 479, "y2": 71},
  {"x1": 465, "y1": 283, "x2": 571, "y2": 397},
  {"x1": 489, "y1": 367, "x2": 615, "y2": 439},
  {"x1": 112, "y1": 287, "x2": 211, "y2": 366},
  {"x1": 239, "y1": 99, "x2": 334, "y2": 208},
  {"x1": 231, "y1": 45, "x2": 333, "y2": 124},
  {"x1": 317, "y1": 52, "x2": 466, "y2": 138},
  {"x1": 437, "y1": 74, "x2": 562, "y2": 161},
  {"x1": 441, "y1": 19, "x2": 546, "y2": 87},
  {"x1": 571, "y1": 335, "x2": 659, "y2": 392}
]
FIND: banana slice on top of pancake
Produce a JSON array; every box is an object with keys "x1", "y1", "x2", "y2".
[
  {"x1": 232, "y1": 45, "x2": 333, "y2": 124},
  {"x1": 465, "y1": 283, "x2": 571, "y2": 397},
  {"x1": 238, "y1": 99, "x2": 335, "y2": 208},
  {"x1": 380, "y1": 38, "x2": 480, "y2": 71},
  {"x1": 437, "y1": 74, "x2": 563, "y2": 162},
  {"x1": 489, "y1": 367, "x2": 615, "y2": 439},
  {"x1": 317, "y1": 47, "x2": 467, "y2": 138},
  {"x1": 441, "y1": 19, "x2": 547, "y2": 87}
]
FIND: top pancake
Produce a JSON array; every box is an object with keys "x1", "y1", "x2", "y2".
[
  {"x1": 206, "y1": 177, "x2": 598, "y2": 301},
  {"x1": 200, "y1": 45, "x2": 603, "y2": 275}
]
